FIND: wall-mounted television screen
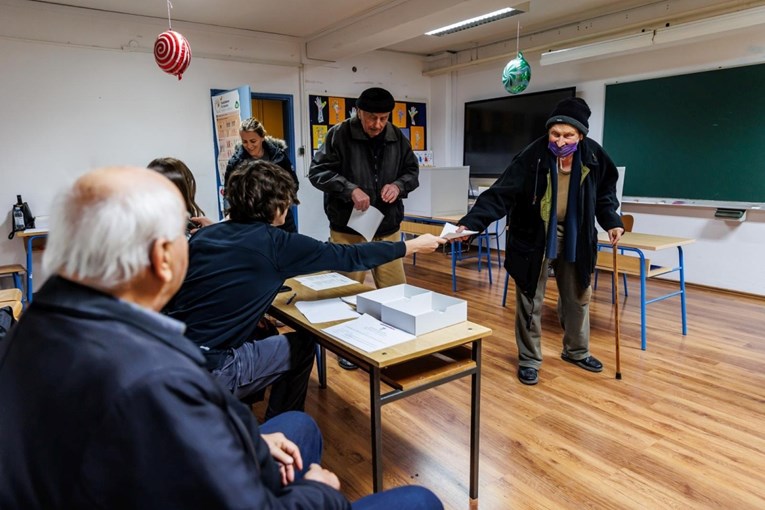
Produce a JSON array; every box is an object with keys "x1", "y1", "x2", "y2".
[{"x1": 463, "y1": 87, "x2": 576, "y2": 178}]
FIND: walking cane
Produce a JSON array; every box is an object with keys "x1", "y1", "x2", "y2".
[{"x1": 612, "y1": 245, "x2": 622, "y2": 380}]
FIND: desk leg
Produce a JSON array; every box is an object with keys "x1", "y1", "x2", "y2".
[
  {"x1": 319, "y1": 345, "x2": 327, "y2": 389},
  {"x1": 25, "y1": 237, "x2": 34, "y2": 304},
  {"x1": 678, "y1": 246, "x2": 687, "y2": 336},
  {"x1": 370, "y1": 366, "x2": 383, "y2": 493},
  {"x1": 451, "y1": 242, "x2": 457, "y2": 292},
  {"x1": 638, "y1": 251, "x2": 647, "y2": 351},
  {"x1": 470, "y1": 340, "x2": 482, "y2": 501}
]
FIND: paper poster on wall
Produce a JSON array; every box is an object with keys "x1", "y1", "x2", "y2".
[
  {"x1": 212, "y1": 90, "x2": 244, "y2": 184},
  {"x1": 312, "y1": 125, "x2": 328, "y2": 149},
  {"x1": 313, "y1": 96, "x2": 328, "y2": 123},
  {"x1": 410, "y1": 126, "x2": 425, "y2": 150},
  {"x1": 400, "y1": 128, "x2": 410, "y2": 141},
  {"x1": 392, "y1": 102, "x2": 407, "y2": 128},
  {"x1": 328, "y1": 97, "x2": 346, "y2": 124}
]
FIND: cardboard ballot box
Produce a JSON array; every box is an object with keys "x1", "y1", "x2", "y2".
[{"x1": 356, "y1": 284, "x2": 467, "y2": 335}]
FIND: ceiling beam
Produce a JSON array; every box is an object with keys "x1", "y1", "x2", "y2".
[{"x1": 305, "y1": 0, "x2": 512, "y2": 61}]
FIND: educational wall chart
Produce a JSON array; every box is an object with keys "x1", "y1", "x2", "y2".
[{"x1": 309, "y1": 94, "x2": 427, "y2": 157}]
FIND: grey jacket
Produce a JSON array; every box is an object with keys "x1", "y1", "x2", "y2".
[{"x1": 309, "y1": 116, "x2": 419, "y2": 236}]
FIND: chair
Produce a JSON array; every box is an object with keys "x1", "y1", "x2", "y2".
[
  {"x1": 0, "y1": 288, "x2": 23, "y2": 320},
  {"x1": 0, "y1": 264, "x2": 26, "y2": 303},
  {"x1": 593, "y1": 214, "x2": 634, "y2": 301}
]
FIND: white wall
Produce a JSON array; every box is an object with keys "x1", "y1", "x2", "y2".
[
  {"x1": 0, "y1": 2, "x2": 429, "y2": 289},
  {"x1": 429, "y1": 27, "x2": 765, "y2": 296}
]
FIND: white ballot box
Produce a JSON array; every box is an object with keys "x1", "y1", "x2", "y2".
[
  {"x1": 403, "y1": 166, "x2": 469, "y2": 217},
  {"x1": 356, "y1": 284, "x2": 467, "y2": 336}
]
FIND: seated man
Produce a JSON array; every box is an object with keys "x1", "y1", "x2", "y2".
[
  {"x1": 164, "y1": 160, "x2": 444, "y2": 418},
  {"x1": 0, "y1": 166, "x2": 442, "y2": 509}
]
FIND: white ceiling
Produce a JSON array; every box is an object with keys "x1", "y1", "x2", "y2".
[{"x1": 28, "y1": 0, "x2": 765, "y2": 61}]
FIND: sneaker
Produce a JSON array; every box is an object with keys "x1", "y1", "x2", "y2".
[
  {"x1": 561, "y1": 354, "x2": 603, "y2": 373},
  {"x1": 517, "y1": 366, "x2": 538, "y2": 385},
  {"x1": 338, "y1": 357, "x2": 358, "y2": 370}
]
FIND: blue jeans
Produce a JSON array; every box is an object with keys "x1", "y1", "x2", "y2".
[{"x1": 261, "y1": 412, "x2": 442, "y2": 509}]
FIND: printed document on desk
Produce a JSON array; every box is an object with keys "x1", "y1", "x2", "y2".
[
  {"x1": 324, "y1": 313, "x2": 415, "y2": 352},
  {"x1": 347, "y1": 206, "x2": 384, "y2": 241},
  {"x1": 295, "y1": 272, "x2": 358, "y2": 291},
  {"x1": 295, "y1": 298, "x2": 360, "y2": 323}
]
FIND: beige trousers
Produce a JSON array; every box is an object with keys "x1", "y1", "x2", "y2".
[{"x1": 329, "y1": 229, "x2": 406, "y2": 288}]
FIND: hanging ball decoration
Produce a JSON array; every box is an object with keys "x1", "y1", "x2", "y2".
[
  {"x1": 154, "y1": 30, "x2": 191, "y2": 80},
  {"x1": 502, "y1": 51, "x2": 531, "y2": 94}
]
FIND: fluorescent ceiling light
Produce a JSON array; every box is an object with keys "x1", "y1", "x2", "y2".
[
  {"x1": 541, "y1": 32, "x2": 653, "y2": 65},
  {"x1": 426, "y1": 7, "x2": 522, "y2": 37},
  {"x1": 541, "y1": 5, "x2": 765, "y2": 66}
]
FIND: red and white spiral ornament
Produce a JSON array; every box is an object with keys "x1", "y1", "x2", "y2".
[{"x1": 153, "y1": 1, "x2": 191, "y2": 80}]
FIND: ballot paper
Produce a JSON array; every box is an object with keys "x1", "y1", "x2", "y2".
[
  {"x1": 340, "y1": 295, "x2": 357, "y2": 306},
  {"x1": 294, "y1": 273, "x2": 358, "y2": 291},
  {"x1": 295, "y1": 298, "x2": 360, "y2": 323},
  {"x1": 347, "y1": 206, "x2": 384, "y2": 241},
  {"x1": 323, "y1": 313, "x2": 415, "y2": 352},
  {"x1": 439, "y1": 222, "x2": 478, "y2": 240}
]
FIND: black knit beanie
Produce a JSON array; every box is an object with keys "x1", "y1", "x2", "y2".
[
  {"x1": 356, "y1": 87, "x2": 395, "y2": 113},
  {"x1": 545, "y1": 97, "x2": 591, "y2": 135}
]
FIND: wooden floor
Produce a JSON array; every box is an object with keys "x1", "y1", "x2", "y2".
[{"x1": 257, "y1": 250, "x2": 765, "y2": 509}]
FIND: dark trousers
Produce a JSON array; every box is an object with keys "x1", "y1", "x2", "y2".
[{"x1": 213, "y1": 331, "x2": 315, "y2": 420}]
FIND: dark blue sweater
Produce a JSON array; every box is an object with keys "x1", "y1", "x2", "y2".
[{"x1": 165, "y1": 220, "x2": 406, "y2": 363}]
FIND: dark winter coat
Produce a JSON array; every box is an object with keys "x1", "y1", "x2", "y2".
[
  {"x1": 0, "y1": 276, "x2": 350, "y2": 509},
  {"x1": 225, "y1": 136, "x2": 299, "y2": 232},
  {"x1": 460, "y1": 136, "x2": 623, "y2": 300},
  {"x1": 308, "y1": 116, "x2": 419, "y2": 237}
]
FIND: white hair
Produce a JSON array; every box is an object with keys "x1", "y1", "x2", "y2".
[{"x1": 43, "y1": 174, "x2": 186, "y2": 290}]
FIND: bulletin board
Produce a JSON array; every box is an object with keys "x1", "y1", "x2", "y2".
[{"x1": 309, "y1": 94, "x2": 427, "y2": 156}]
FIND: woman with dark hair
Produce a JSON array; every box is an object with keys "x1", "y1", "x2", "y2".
[
  {"x1": 225, "y1": 118, "x2": 299, "y2": 232},
  {"x1": 148, "y1": 157, "x2": 213, "y2": 235}
]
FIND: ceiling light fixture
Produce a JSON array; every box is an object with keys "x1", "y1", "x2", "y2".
[
  {"x1": 540, "y1": 5, "x2": 765, "y2": 66},
  {"x1": 425, "y1": 7, "x2": 522, "y2": 37}
]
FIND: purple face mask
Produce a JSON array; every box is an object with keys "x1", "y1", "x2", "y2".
[{"x1": 548, "y1": 140, "x2": 578, "y2": 158}]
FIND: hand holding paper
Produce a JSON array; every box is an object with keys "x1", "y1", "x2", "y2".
[
  {"x1": 347, "y1": 206, "x2": 384, "y2": 242},
  {"x1": 440, "y1": 222, "x2": 478, "y2": 240}
]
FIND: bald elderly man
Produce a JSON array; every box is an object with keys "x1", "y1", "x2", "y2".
[{"x1": 0, "y1": 167, "x2": 442, "y2": 510}]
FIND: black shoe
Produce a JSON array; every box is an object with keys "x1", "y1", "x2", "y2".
[
  {"x1": 561, "y1": 354, "x2": 603, "y2": 373},
  {"x1": 338, "y1": 357, "x2": 358, "y2": 370},
  {"x1": 517, "y1": 366, "x2": 538, "y2": 385}
]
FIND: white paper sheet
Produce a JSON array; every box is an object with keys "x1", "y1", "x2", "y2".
[
  {"x1": 295, "y1": 298, "x2": 360, "y2": 324},
  {"x1": 323, "y1": 313, "x2": 416, "y2": 352},
  {"x1": 347, "y1": 206, "x2": 384, "y2": 242},
  {"x1": 439, "y1": 222, "x2": 478, "y2": 240},
  {"x1": 294, "y1": 273, "x2": 358, "y2": 291},
  {"x1": 340, "y1": 295, "x2": 357, "y2": 306}
]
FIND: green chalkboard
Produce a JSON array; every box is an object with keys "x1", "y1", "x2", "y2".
[{"x1": 603, "y1": 64, "x2": 765, "y2": 204}]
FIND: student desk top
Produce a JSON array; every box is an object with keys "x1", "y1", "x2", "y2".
[
  {"x1": 596, "y1": 231, "x2": 695, "y2": 350},
  {"x1": 269, "y1": 277, "x2": 492, "y2": 504}
]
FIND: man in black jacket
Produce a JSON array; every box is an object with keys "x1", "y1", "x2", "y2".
[
  {"x1": 0, "y1": 166, "x2": 442, "y2": 510},
  {"x1": 309, "y1": 87, "x2": 419, "y2": 289},
  {"x1": 458, "y1": 98, "x2": 624, "y2": 386}
]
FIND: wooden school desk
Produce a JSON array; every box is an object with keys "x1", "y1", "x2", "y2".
[
  {"x1": 269, "y1": 277, "x2": 492, "y2": 503},
  {"x1": 402, "y1": 213, "x2": 494, "y2": 291},
  {"x1": 596, "y1": 231, "x2": 695, "y2": 350}
]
